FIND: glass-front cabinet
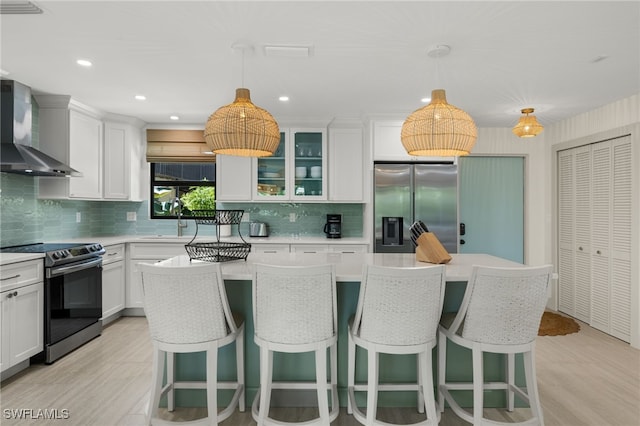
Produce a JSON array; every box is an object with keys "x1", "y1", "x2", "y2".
[
  {"x1": 253, "y1": 128, "x2": 327, "y2": 201},
  {"x1": 256, "y1": 132, "x2": 288, "y2": 199}
]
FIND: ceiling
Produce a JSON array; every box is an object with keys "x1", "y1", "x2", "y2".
[{"x1": 1, "y1": 1, "x2": 639, "y2": 129}]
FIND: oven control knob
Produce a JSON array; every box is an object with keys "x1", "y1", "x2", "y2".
[
  {"x1": 90, "y1": 244, "x2": 103, "y2": 252},
  {"x1": 62, "y1": 250, "x2": 69, "y2": 257}
]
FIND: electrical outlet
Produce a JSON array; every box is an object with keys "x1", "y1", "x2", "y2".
[
  {"x1": 76, "y1": 212, "x2": 82, "y2": 223},
  {"x1": 241, "y1": 212, "x2": 250, "y2": 222},
  {"x1": 289, "y1": 212, "x2": 296, "y2": 222},
  {"x1": 126, "y1": 211, "x2": 137, "y2": 222}
]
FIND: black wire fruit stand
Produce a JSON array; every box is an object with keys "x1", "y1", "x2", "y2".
[{"x1": 184, "y1": 210, "x2": 251, "y2": 262}]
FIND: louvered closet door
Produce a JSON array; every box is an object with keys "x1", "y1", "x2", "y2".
[
  {"x1": 609, "y1": 138, "x2": 632, "y2": 341},
  {"x1": 590, "y1": 142, "x2": 611, "y2": 332},
  {"x1": 574, "y1": 147, "x2": 592, "y2": 322},
  {"x1": 558, "y1": 146, "x2": 591, "y2": 322},
  {"x1": 558, "y1": 150, "x2": 576, "y2": 315}
]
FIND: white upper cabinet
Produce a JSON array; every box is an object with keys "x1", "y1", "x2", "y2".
[
  {"x1": 35, "y1": 95, "x2": 143, "y2": 200},
  {"x1": 215, "y1": 154, "x2": 253, "y2": 201},
  {"x1": 328, "y1": 126, "x2": 364, "y2": 201}
]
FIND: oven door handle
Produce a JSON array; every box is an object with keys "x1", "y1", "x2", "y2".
[{"x1": 47, "y1": 257, "x2": 103, "y2": 278}]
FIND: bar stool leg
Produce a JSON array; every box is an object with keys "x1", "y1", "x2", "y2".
[
  {"x1": 316, "y1": 347, "x2": 329, "y2": 424},
  {"x1": 147, "y1": 347, "x2": 163, "y2": 425},
  {"x1": 437, "y1": 331, "x2": 446, "y2": 413},
  {"x1": 417, "y1": 355, "x2": 425, "y2": 414},
  {"x1": 472, "y1": 348, "x2": 484, "y2": 425},
  {"x1": 524, "y1": 350, "x2": 544, "y2": 425},
  {"x1": 330, "y1": 342, "x2": 338, "y2": 413},
  {"x1": 237, "y1": 327, "x2": 246, "y2": 412},
  {"x1": 420, "y1": 350, "x2": 438, "y2": 423},
  {"x1": 206, "y1": 348, "x2": 218, "y2": 425},
  {"x1": 347, "y1": 330, "x2": 356, "y2": 414},
  {"x1": 507, "y1": 353, "x2": 515, "y2": 411},
  {"x1": 257, "y1": 347, "x2": 273, "y2": 426},
  {"x1": 167, "y1": 352, "x2": 175, "y2": 412},
  {"x1": 366, "y1": 350, "x2": 379, "y2": 426}
]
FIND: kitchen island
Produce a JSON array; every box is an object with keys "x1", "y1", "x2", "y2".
[{"x1": 151, "y1": 252, "x2": 526, "y2": 409}]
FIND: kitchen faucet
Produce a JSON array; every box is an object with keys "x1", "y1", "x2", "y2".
[{"x1": 171, "y1": 197, "x2": 188, "y2": 237}]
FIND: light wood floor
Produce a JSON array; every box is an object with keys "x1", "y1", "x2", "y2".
[{"x1": 0, "y1": 316, "x2": 638, "y2": 425}]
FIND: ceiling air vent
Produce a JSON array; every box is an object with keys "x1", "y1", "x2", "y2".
[{"x1": 0, "y1": 1, "x2": 43, "y2": 14}]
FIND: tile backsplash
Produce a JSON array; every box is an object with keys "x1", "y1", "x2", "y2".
[{"x1": 0, "y1": 173, "x2": 363, "y2": 246}]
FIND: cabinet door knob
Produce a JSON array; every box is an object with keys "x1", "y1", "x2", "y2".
[
  {"x1": 579, "y1": 246, "x2": 583, "y2": 251},
  {"x1": 596, "y1": 250, "x2": 601, "y2": 255},
  {"x1": 7, "y1": 291, "x2": 18, "y2": 299}
]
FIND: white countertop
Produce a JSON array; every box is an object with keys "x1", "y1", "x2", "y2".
[{"x1": 156, "y1": 253, "x2": 523, "y2": 282}]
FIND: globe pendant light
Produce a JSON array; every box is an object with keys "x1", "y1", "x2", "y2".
[
  {"x1": 401, "y1": 88, "x2": 477, "y2": 156},
  {"x1": 204, "y1": 44, "x2": 280, "y2": 157},
  {"x1": 512, "y1": 108, "x2": 543, "y2": 138}
]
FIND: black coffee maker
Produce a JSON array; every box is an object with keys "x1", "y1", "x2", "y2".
[{"x1": 323, "y1": 214, "x2": 342, "y2": 238}]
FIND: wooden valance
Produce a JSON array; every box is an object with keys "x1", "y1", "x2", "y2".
[{"x1": 146, "y1": 129, "x2": 215, "y2": 163}]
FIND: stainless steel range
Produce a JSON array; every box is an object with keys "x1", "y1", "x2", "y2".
[{"x1": 0, "y1": 242, "x2": 105, "y2": 364}]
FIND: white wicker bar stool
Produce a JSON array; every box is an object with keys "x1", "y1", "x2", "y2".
[
  {"x1": 140, "y1": 262, "x2": 245, "y2": 426},
  {"x1": 437, "y1": 265, "x2": 553, "y2": 426},
  {"x1": 347, "y1": 264, "x2": 446, "y2": 426},
  {"x1": 251, "y1": 263, "x2": 339, "y2": 426}
]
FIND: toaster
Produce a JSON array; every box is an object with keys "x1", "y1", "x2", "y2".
[{"x1": 249, "y1": 222, "x2": 269, "y2": 237}]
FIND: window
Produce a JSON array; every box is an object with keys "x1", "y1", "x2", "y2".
[{"x1": 150, "y1": 162, "x2": 216, "y2": 219}]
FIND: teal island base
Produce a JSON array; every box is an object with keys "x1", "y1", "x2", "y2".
[{"x1": 167, "y1": 279, "x2": 528, "y2": 409}]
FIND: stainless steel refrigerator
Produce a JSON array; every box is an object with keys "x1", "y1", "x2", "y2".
[{"x1": 374, "y1": 162, "x2": 458, "y2": 253}]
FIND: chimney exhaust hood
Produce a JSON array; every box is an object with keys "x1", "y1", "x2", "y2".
[{"x1": 1, "y1": 79, "x2": 80, "y2": 177}]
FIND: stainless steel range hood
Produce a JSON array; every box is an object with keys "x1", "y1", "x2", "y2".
[{"x1": 1, "y1": 79, "x2": 79, "y2": 177}]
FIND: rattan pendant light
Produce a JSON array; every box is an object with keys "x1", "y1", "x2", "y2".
[
  {"x1": 401, "y1": 45, "x2": 477, "y2": 156},
  {"x1": 401, "y1": 89, "x2": 477, "y2": 156},
  {"x1": 512, "y1": 108, "x2": 543, "y2": 138},
  {"x1": 204, "y1": 45, "x2": 280, "y2": 157}
]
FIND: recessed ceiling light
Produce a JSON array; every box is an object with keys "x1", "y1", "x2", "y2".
[
  {"x1": 76, "y1": 59, "x2": 92, "y2": 67},
  {"x1": 169, "y1": 115, "x2": 179, "y2": 120},
  {"x1": 134, "y1": 95, "x2": 146, "y2": 101},
  {"x1": 279, "y1": 96, "x2": 289, "y2": 102}
]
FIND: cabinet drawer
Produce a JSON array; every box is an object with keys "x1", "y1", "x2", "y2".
[
  {"x1": 329, "y1": 244, "x2": 368, "y2": 254},
  {"x1": 128, "y1": 243, "x2": 186, "y2": 259},
  {"x1": 252, "y1": 244, "x2": 290, "y2": 254},
  {"x1": 103, "y1": 244, "x2": 125, "y2": 264},
  {"x1": 0, "y1": 259, "x2": 43, "y2": 292},
  {"x1": 290, "y1": 244, "x2": 329, "y2": 253}
]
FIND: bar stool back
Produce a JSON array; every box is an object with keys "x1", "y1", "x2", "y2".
[
  {"x1": 438, "y1": 264, "x2": 553, "y2": 426},
  {"x1": 251, "y1": 263, "x2": 339, "y2": 426},
  {"x1": 140, "y1": 262, "x2": 245, "y2": 425},
  {"x1": 347, "y1": 264, "x2": 446, "y2": 426}
]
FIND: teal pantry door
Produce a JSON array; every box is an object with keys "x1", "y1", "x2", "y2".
[{"x1": 458, "y1": 156, "x2": 524, "y2": 263}]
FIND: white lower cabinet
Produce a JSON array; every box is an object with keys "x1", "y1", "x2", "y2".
[
  {"x1": 1, "y1": 260, "x2": 44, "y2": 375},
  {"x1": 126, "y1": 243, "x2": 186, "y2": 309},
  {"x1": 102, "y1": 244, "x2": 125, "y2": 320},
  {"x1": 329, "y1": 244, "x2": 368, "y2": 253},
  {"x1": 252, "y1": 244, "x2": 291, "y2": 254},
  {"x1": 290, "y1": 244, "x2": 329, "y2": 253}
]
